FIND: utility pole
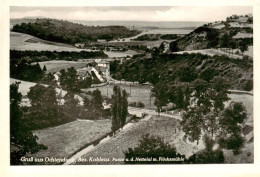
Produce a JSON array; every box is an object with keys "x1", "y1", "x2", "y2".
[
  {"x1": 150, "y1": 91, "x2": 152, "y2": 106},
  {"x1": 107, "y1": 84, "x2": 109, "y2": 98}
]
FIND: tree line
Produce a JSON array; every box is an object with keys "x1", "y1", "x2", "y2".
[
  {"x1": 10, "y1": 50, "x2": 107, "y2": 62},
  {"x1": 111, "y1": 53, "x2": 253, "y2": 91}
]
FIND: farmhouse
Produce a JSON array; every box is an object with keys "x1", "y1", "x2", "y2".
[{"x1": 77, "y1": 67, "x2": 104, "y2": 82}]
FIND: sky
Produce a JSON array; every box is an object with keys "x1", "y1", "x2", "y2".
[{"x1": 10, "y1": 6, "x2": 252, "y2": 22}]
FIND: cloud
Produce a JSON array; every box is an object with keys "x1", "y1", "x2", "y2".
[{"x1": 10, "y1": 6, "x2": 252, "y2": 22}]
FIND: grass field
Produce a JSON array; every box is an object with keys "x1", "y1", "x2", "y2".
[
  {"x1": 232, "y1": 32, "x2": 253, "y2": 39},
  {"x1": 10, "y1": 32, "x2": 85, "y2": 52},
  {"x1": 27, "y1": 119, "x2": 111, "y2": 164},
  {"x1": 82, "y1": 84, "x2": 156, "y2": 110},
  {"x1": 34, "y1": 60, "x2": 90, "y2": 73}
]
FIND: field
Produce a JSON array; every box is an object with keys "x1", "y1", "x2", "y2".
[
  {"x1": 104, "y1": 50, "x2": 138, "y2": 58},
  {"x1": 76, "y1": 116, "x2": 191, "y2": 164},
  {"x1": 27, "y1": 119, "x2": 111, "y2": 164},
  {"x1": 174, "y1": 47, "x2": 253, "y2": 59},
  {"x1": 10, "y1": 32, "x2": 86, "y2": 52},
  {"x1": 10, "y1": 31, "x2": 139, "y2": 58},
  {"x1": 233, "y1": 32, "x2": 253, "y2": 39},
  {"x1": 82, "y1": 84, "x2": 156, "y2": 110},
  {"x1": 34, "y1": 60, "x2": 90, "y2": 73}
]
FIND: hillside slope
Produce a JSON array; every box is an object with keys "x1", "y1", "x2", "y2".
[
  {"x1": 112, "y1": 53, "x2": 253, "y2": 91},
  {"x1": 169, "y1": 15, "x2": 253, "y2": 53},
  {"x1": 11, "y1": 18, "x2": 141, "y2": 44}
]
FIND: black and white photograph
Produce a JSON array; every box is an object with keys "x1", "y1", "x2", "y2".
[
  {"x1": 8, "y1": 6, "x2": 254, "y2": 165},
  {"x1": 1, "y1": 1, "x2": 260, "y2": 176}
]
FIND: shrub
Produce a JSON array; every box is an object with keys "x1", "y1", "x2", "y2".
[
  {"x1": 243, "y1": 79, "x2": 253, "y2": 91},
  {"x1": 124, "y1": 134, "x2": 185, "y2": 164},
  {"x1": 137, "y1": 101, "x2": 145, "y2": 108}
]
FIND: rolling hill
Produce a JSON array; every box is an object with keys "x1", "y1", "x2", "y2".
[{"x1": 11, "y1": 18, "x2": 141, "y2": 44}]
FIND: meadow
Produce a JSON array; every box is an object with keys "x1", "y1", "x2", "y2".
[
  {"x1": 10, "y1": 32, "x2": 85, "y2": 52},
  {"x1": 28, "y1": 119, "x2": 111, "y2": 164},
  {"x1": 34, "y1": 60, "x2": 90, "y2": 73}
]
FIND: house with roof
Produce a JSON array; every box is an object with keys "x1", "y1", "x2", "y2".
[
  {"x1": 95, "y1": 60, "x2": 110, "y2": 80},
  {"x1": 77, "y1": 67, "x2": 104, "y2": 82}
]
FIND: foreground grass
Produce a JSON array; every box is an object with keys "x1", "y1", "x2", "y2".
[{"x1": 26, "y1": 119, "x2": 111, "y2": 164}]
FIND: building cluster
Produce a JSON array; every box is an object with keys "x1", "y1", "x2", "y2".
[{"x1": 77, "y1": 60, "x2": 110, "y2": 83}]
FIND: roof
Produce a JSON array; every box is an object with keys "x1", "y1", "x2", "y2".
[
  {"x1": 98, "y1": 60, "x2": 109, "y2": 64},
  {"x1": 95, "y1": 66, "x2": 107, "y2": 72},
  {"x1": 77, "y1": 67, "x2": 92, "y2": 77},
  {"x1": 79, "y1": 93, "x2": 93, "y2": 100}
]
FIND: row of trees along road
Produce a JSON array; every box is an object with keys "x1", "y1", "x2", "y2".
[{"x1": 111, "y1": 86, "x2": 128, "y2": 133}]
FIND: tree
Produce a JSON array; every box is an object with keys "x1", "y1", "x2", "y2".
[
  {"x1": 27, "y1": 84, "x2": 59, "y2": 129},
  {"x1": 64, "y1": 91, "x2": 79, "y2": 118},
  {"x1": 91, "y1": 89, "x2": 103, "y2": 109},
  {"x1": 10, "y1": 82, "x2": 47, "y2": 165},
  {"x1": 239, "y1": 40, "x2": 248, "y2": 56},
  {"x1": 111, "y1": 86, "x2": 128, "y2": 132},
  {"x1": 169, "y1": 41, "x2": 179, "y2": 52},
  {"x1": 60, "y1": 67, "x2": 80, "y2": 93},
  {"x1": 41, "y1": 72, "x2": 57, "y2": 86},
  {"x1": 181, "y1": 107, "x2": 204, "y2": 143},
  {"x1": 168, "y1": 84, "x2": 190, "y2": 110},
  {"x1": 152, "y1": 83, "x2": 169, "y2": 115},
  {"x1": 121, "y1": 90, "x2": 128, "y2": 127},
  {"x1": 206, "y1": 29, "x2": 219, "y2": 48},
  {"x1": 218, "y1": 102, "x2": 248, "y2": 154},
  {"x1": 187, "y1": 134, "x2": 225, "y2": 164},
  {"x1": 200, "y1": 68, "x2": 218, "y2": 82},
  {"x1": 124, "y1": 134, "x2": 185, "y2": 164},
  {"x1": 43, "y1": 65, "x2": 47, "y2": 72},
  {"x1": 181, "y1": 77, "x2": 230, "y2": 143},
  {"x1": 177, "y1": 66, "x2": 198, "y2": 82}
]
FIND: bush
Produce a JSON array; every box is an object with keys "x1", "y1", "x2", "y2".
[
  {"x1": 243, "y1": 79, "x2": 253, "y2": 91},
  {"x1": 187, "y1": 149, "x2": 225, "y2": 164},
  {"x1": 137, "y1": 101, "x2": 145, "y2": 108},
  {"x1": 124, "y1": 134, "x2": 186, "y2": 164},
  {"x1": 129, "y1": 102, "x2": 137, "y2": 107}
]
